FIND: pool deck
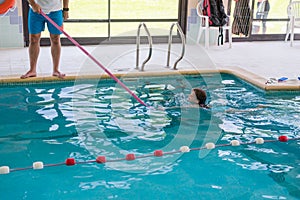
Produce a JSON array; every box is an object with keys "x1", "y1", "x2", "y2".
[{"x1": 0, "y1": 41, "x2": 299, "y2": 90}]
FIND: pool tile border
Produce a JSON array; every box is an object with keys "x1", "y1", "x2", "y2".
[{"x1": 0, "y1": 67, "x2": 299, "y2": 91}]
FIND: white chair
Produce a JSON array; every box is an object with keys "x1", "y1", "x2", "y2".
[
  {"x1": 196, "y1": 1, "x2": 232, "y2": 49},
  {"x1": 285, "y1": 1, "x2": 300, "y2": 46}
]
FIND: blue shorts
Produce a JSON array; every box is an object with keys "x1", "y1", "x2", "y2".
[{"x1": 28, "y1": 8, "x2": 63, "y2": 35}]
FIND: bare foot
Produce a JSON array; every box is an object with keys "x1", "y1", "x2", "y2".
[
  {"x1": 20, "y1": 71, "x2": 37, "y2": 79},
  {"x1": 53, "y1": 71, "x2": 66, "y2": 79}
]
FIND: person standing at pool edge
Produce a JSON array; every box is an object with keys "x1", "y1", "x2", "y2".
[{"x1": 21, "y1": 0, "x2": 69, "y2": 79}]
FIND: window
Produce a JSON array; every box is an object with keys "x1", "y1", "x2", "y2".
[{"x1": 37, "y1": 0, "x2": 183, "y2": 44}]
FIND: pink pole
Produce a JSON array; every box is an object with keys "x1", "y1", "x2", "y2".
[{"x1": 40, "y1": 11, "x2": 147, "y2": 107}]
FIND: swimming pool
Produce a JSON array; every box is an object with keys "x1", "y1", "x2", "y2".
[{"x1": 0, "y1": 73, "x2": 299, "y2": 199}]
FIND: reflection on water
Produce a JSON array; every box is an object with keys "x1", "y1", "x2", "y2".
[{"x1": 0, "y1": 74, "x2": 299, "y2": 199}]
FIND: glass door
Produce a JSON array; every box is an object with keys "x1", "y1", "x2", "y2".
[{"x1": 229, "y1": 0, "x2": 295, "y2": 41}]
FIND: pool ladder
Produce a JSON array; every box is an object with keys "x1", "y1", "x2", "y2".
[
  {"x1": 136, "y1": 22, "x2": 186, "y2": 71},
  {"x1": 136, "y1": 23, "x2": 153, "y2": 71}
]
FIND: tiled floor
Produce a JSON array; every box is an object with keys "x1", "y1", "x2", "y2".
[{"x1": 0, "y1": 40, "x2": 299, "y2": 89}]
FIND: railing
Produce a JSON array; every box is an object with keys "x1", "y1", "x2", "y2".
[
  {"x1": 136, "y1": 23, "x2": 153, "y2": 71},
  {"x1": 166, "y1": 22, "x2": 186, "y2": 70},
  {"x1": 136, "y1": 22, "x2": 185, "y2": 71}
]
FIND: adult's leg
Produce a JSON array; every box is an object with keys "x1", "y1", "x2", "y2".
[
  {"x1": 21, "y1": 33, "x2": 41, "y2": 79},
  {"x1": 49, "y1": 33, "x2": 64, "y2": 78},
  {"x1": 21, "y1": 7, "x2": 44, "y2": 79},
  {"x1": 48, "y1": 10, "x2": 65, "y2": 78}
]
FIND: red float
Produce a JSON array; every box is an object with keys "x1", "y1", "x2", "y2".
[
  {"x1": 126, "y1": 154, "x2": 135, "y2": 161},
  {"x1": 96, "y1": 156, "x2": 106, "y2": 163},
  {"x1": 65, "y1": 158, "x2": 76, "y2": 166},
  {"x1": 0, "y1": 0, "x2": 15, "y2": 15},
  {"x1": 278, "y1": 135, "x2": 288, "y2": 142},
  {"x1": 154, "y1": 150, "x2": 163, "y2": 157}
]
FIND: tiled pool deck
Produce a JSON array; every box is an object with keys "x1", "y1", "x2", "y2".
[{"x1": 0, "y1": 41, "x2": 299, "y2": 90}]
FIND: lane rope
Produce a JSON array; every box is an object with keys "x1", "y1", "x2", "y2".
[{"x1": 0, "y1": 135, "x2": 298, "y2": 174}]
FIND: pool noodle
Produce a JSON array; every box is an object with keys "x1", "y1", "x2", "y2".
[{"x1": 40, "y1": 11, "x2": 148, "y2": 107}]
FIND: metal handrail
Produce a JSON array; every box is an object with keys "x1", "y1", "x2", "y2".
[
  {"x1": 167, "y1": 22, "x2": 186, "y2": 70},
  {"x1": 136, "y1": 23, "x2": 153, "y2": 71}
]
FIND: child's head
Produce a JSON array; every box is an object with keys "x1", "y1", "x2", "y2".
[{"x1": 188, "y1": 88, "x2": 207, "y2": 106}]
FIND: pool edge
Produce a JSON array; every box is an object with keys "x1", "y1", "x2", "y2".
[{"x1": 0, "y1": 68, "x2": 299, "y2": 91}]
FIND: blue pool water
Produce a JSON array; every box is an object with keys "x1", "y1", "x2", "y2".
[{"x1": 0, "y1": 73, "x2": 299, "y2": 199}]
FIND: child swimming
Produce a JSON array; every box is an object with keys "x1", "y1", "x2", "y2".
[{"x1": 187, "y1": 88, "x2": 210, "y2": 108}]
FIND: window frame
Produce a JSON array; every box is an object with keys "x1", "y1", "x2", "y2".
[{"x1": 22, "y1": 0, "x2": 187, "y2": 46}]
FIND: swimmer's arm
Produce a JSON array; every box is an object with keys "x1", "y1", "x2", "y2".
[
  {"x1": 160, "y1": 104, "x2": 209, "y2": 110},
  {"x1": 226, "y1": 104, "x2": 267, "y2": 113}
]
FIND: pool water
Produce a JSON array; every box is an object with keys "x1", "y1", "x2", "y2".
[{"x1": 0, "y1": 73, "x2": 299, "y2": 199}]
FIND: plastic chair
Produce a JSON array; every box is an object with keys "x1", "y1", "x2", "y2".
[
  {"x1": 196, "y1": 1, "x2": 232, "y2": 49},
  {"x1": 285, "y1": 1, "x2": 300, "y2": 46}
]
